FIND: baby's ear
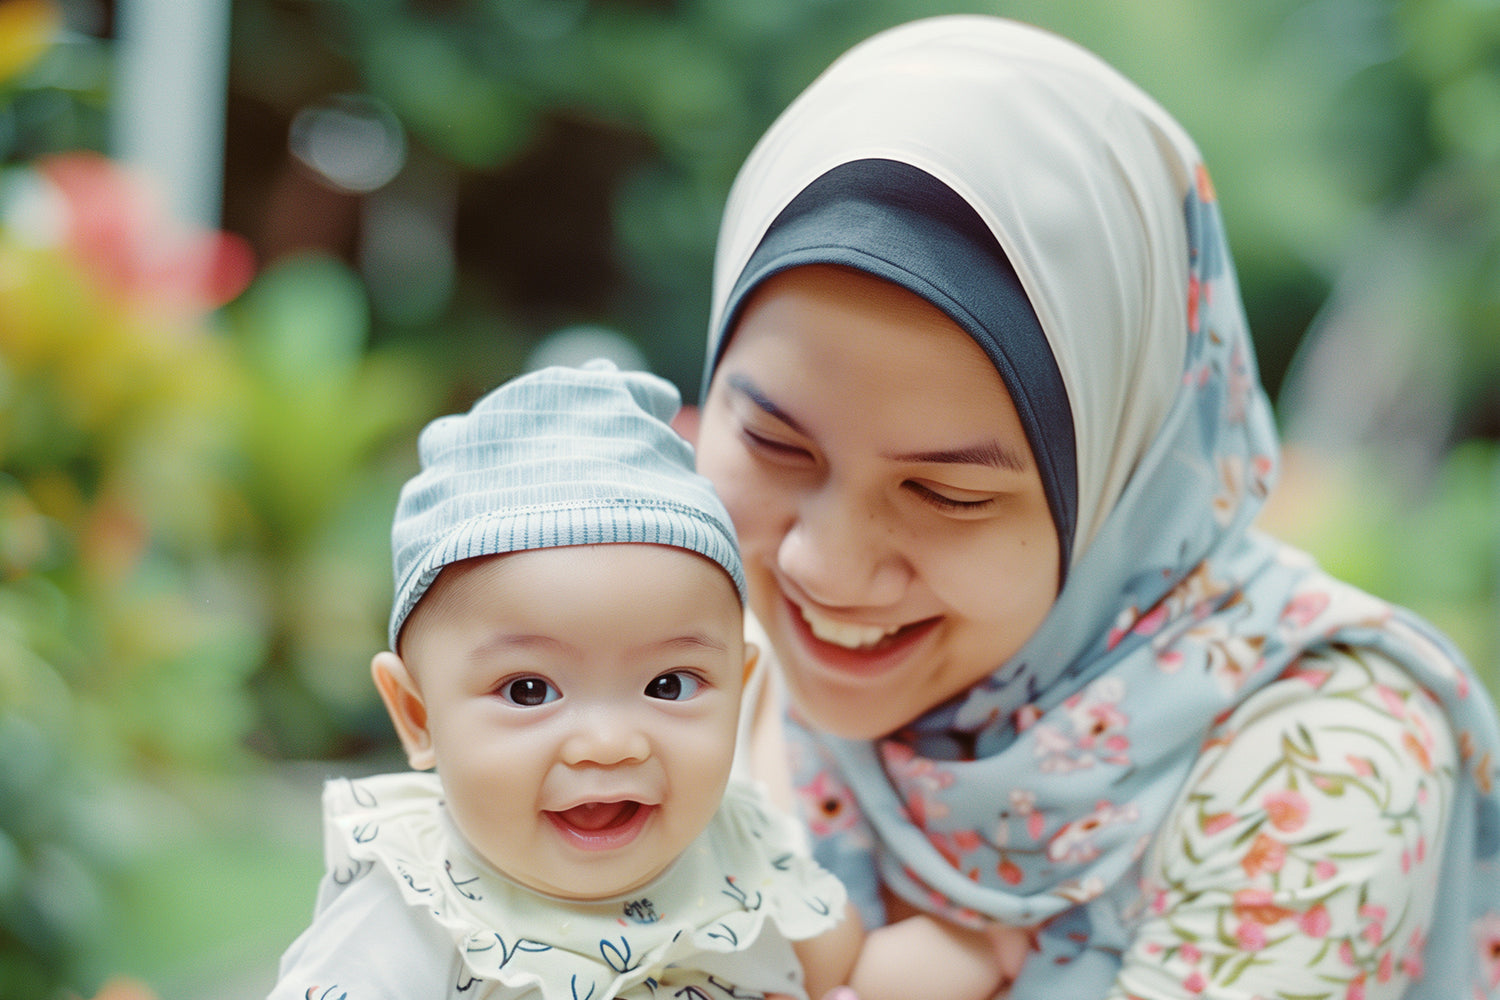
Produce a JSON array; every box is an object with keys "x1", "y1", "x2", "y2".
[
  {"x1": 742, "y1": 641, "x2": 760, "y2": 686},
  {"x1": 371, "y1": 651, "x2": 436, "y2": 770}
]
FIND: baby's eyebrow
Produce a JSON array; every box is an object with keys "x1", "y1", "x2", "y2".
[
  {"x1": 888, "y1": 441, "x2": 1030, "y2": 472},
  {"x1": 649, "y1": 633, "x2": 730, "y2": 654},
  {"x1": 468, "y1": 633, "x2": 729, "y2": 664},
  {"x1": 726, "y1": 374, "x2": 808, "y2": 434},
  {"x1": 467, "y1": 632, "x2": 567, "y2": 662}
]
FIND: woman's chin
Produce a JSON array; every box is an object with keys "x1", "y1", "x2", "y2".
[
  {"x1": 767, "y1": 597, "x2": 935, "y2": 736},
  {"x1": 780, "y1": 667, "x2": 914, "y2": 741}
]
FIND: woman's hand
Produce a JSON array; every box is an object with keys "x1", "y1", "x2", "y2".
[
  {"x1": 987, "y1": 921, "x2": 1035, "y2": 985},
  {"x1": 816, "y1": 919, "x2": 1035, "y2": 1000},
  {"x1": 840, "y1": 914, "x2": 1032, "y2": 1000}
]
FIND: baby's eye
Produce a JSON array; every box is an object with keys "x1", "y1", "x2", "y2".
[
  {"x1": 645, "y1": 671, "x2": 703, "y2": 701},
  {"x1": 500, "y1": 677, "x2": 559, "y2": 707}
]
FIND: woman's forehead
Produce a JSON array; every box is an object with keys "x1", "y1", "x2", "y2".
[{"x1": 720, "y1": 277, "x2": 1028, "y2": 454}]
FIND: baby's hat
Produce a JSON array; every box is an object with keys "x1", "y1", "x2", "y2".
[{"x1": 388, "y1": 359, "x2": 744, "y2": 649}]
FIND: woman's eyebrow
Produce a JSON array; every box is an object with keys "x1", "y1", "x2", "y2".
[
  {"x1": 888, "y1": 441, "x2": 1031, "y2": 472},
  {"x1": 728, "y1": 372, "x2": 1029, "y2": 470},
  {"x1": 726, "y1": 373, "x2": 808, "y2": 434}
]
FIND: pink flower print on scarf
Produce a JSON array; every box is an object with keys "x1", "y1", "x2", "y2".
[
  {"x1": 1475, "y1": 912, "x2": 1500, "y2": 990},
  {"x1": 1110, "y1": 561, "x2": 1235, "y2": 655},
  {"x1": 881, "y1": 742, "x2": 957, "y2": 830},
  {"x1": 797, "y1": 770, "x2": 863, "y2": 840},
  {"x1": 1045, "y1": 800, "x2": 1141, "y2": 865},
  {"x1": 1032, "y1": 677, "x2": 1132, "y2": 773}
]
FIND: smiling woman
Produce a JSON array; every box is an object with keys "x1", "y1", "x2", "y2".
[{"x1": 692, "y1": 15, "x2": 1500, "y2": 1000}]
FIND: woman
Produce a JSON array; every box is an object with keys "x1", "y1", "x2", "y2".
[{"x1": 693, "y1": 15, "x2": 1500, "y2": 999}]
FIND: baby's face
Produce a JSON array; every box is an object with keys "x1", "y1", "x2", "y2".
[{"x1": 397, "y1": 543, "x2": 747, "y2": 900}]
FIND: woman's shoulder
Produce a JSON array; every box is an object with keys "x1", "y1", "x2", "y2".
[
  {"x1": 1122, "y1": 645, "x2": 1461, "y2": 998},
  {"x1": 1205, "y1": 642, "x2": 1459, "y2": 771},
  {"x1": 1149, "y1": 641, "x2": 1459, "y2": 890}
]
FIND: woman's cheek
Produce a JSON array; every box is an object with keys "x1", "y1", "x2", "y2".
[
  {"x1": 699, "y1": 445, "x2": 777, "y2": 546},
  {"x1": 929, "y1": 532, "x2": 1052, "y2": 621},
  {"x1": 720, "y1": 473, "x2": 783, "y2": 560},
  {"x1": 691, "y1": 415, "x2": 740, "y2": 499}
]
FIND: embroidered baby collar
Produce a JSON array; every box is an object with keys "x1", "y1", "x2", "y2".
[{"x1": 326, "y1": 771, "x2": 845, "y2": 999}]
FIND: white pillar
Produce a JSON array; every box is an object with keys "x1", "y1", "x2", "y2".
[{"x1": 111, "y1": 0, "x2": 232, "y2": 227}]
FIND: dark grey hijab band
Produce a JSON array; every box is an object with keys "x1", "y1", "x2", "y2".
[{"x1": 705, "y1": 158, "x2": 1078, "y2": 575}]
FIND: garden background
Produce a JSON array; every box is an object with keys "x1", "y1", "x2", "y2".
[{"x1": 1, "y1": 0, "x2": 1497, "y2": 997}]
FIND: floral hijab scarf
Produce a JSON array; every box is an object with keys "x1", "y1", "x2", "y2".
[{"x1": 705, "y1": 16, "x2": 1500, "y2": 998}]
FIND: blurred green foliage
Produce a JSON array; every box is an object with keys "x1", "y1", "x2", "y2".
[
  {"x1": 0, "y1": 0, "x2": 1495, "y2": 996},
  {"x1": 0, "y1": 213, "x2": 249, "y2": 994},
  {"x1": 216, "y1": 0, "x2": 1500, "y2": 418},
  {"x1": 0, "y1": 168, "x2": 433, "y2": 992}
]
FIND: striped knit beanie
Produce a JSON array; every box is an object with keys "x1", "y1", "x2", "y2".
[{"x1": 388, "y1": 359, "x2": 744, "y2": 649}]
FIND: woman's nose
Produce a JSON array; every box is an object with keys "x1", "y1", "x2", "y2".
[
  {"x1": 560, "y1": 712, "x2": 651, "y2": 767},
  {"x1": 777, "y1": 486, "x2": 908, "y2": 608}
]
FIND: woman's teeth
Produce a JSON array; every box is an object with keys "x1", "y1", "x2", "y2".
[{"x1": 799, "y1": 605, "x2": 902, "y2": 649}]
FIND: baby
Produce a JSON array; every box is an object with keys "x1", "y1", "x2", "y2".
[{"x1": 268, "y1": 361, "x2": 1014, "y2": 1000}]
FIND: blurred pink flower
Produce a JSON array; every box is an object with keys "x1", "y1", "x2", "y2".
[
  {"x1": 1359, "y1": 903, "x2": 1387, "y2": 947},
  {"x1": 1475, "y1": 912, "x2": 1500, "y2": 988},
  {"x1": 1236, "y1": 919, "x2": 1268, "y2": 951},
  {"x1": 1262, "y1": 789, "x2": 1310, "y2": 832},
  {"x1": 1241, "y1": 832, "x2": 1286, "y2": 877},
  {"x1": 799, "y1": 772, "x2": 860, "y2": 838},
  {"x1": 34, "y1": 152, "x2": 255, "y2": 320},
  {"x1": 1280, "y1": 589, "x2": 1329, "y2": 629},
  {"x1": 1299, "y1": 903, "x2": 1331, "y2": 937}
]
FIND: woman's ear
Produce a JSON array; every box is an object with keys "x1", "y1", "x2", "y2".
[{"x1": 372, "y1": 651, "x2": 436, "y2": 770}]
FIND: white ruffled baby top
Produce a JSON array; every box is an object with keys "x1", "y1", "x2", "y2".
[{"x1": 315, "y1": 771, "x2": 847, "y2": 1000}]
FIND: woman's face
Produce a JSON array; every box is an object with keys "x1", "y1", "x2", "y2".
[{"x1": 697, "y1": 264, "x2": 1061, "y2": 740}]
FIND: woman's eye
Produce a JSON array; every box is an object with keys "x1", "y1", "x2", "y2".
[
  {"x1": 500, "y1": 677, "x2": 559, "y2": 707},
  {"x1": 645, "y1": 671, "x2": 703, "y2": 701},
  {"x1": 741, "y1": 427, "x2": 811, "y2": 460},
  {"x1": 905, "y1": 481, "x2": 998, "y2": 512}
]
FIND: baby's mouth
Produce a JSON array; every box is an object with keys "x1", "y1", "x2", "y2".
[
  {"x1": 545, "y1": 799, "x2": 654, "y2": 851},
  {"x1": 553, "y1": 800, "x2": 641, "y2": 832}
]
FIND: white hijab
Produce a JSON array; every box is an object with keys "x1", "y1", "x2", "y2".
[{"x1": 711, "y1": 15, "x2": 1192, "y2": 559}]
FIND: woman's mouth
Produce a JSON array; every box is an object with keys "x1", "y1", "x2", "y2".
[
  {"x1": 799, "y1": 604, "x2": 904, "y2": 649},
  {"x1": 789, "y1": 599, "x2": 938, "y2": 660},
  {"x1": 546, "y1": 800, "x2": 653, "y2": 851}
]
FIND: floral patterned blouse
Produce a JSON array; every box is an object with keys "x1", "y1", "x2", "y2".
[
  {"x1": 789, "y1": 642, "x2": 1474, "y2": 998},
  {"x1": 1109, "y1": 645, "x2": 1459, "y2": 999}
]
